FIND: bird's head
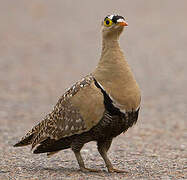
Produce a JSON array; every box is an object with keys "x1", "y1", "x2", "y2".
[{"x1": 102, "y1": 15, "x2": 128, "y2": 39}]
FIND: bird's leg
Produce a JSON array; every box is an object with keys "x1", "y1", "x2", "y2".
[
  {"x1": 73, "y1": 151, "x2": 100, "y2": 172},
  {"x1": 71, "y1": 140, "x2": 100, "y2": 172},
  {"x1": 97, "y1": 139, "x2": 127, "y2": 173}
]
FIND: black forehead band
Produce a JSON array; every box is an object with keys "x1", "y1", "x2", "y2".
[
  {"x1": 104, "y1": 15, "x2": 125, "y2": 24},
  {"x1": 112, "y1": 15, "x2": 125, "y2": 23}
]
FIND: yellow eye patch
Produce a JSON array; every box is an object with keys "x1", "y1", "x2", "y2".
[{"x1": 104, "y1": 18, "x2": 113, "y2": 27}]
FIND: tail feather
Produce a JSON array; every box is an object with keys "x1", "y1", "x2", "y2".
[
  {"x1": 33, "y1": 137, "x2": 72, "y2": 154},
  {"x1": 14, "y1": 134, "x2": 34, "y2": 147},
  {"x1": 14, "y1": 119, "x2": 47, "y2": 148}
]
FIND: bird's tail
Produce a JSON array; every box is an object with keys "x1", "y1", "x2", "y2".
[
  {"x1": 14, "y1": 133, "x2": 34, "y2": 147},
  {"x1": 33, "y1": 136, "x2": 71, "y2": 154},
  {"x1": 14, "y1": 119, "x2": 48, "y2": 148}
]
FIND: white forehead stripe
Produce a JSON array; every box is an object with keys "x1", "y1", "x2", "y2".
[
  {"x1": 117, "y1": 19, "x2": 125, "y2": 23},
  {"x1": 108, "y1": 15, "x2": 114, "y2": 20}
]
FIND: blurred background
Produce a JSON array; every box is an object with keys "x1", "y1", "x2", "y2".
[{"x1": 0, "y1": 0, "x2": 186, "y2": 179}]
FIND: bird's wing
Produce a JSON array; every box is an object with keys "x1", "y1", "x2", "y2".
[{"x1": 14, "y1": 75, "x2": 105, "y2": 149}]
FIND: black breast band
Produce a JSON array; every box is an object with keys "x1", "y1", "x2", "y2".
[{"x1": 94, "y1": 78, "x2": 121, "y2": 116}]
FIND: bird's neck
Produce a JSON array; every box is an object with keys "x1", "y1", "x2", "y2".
[
  {"x1": 93, "y1": 37, "x2": 141, "y2": 112},
  {"x1": 95, "y1": 37, "x2": 129, "y2": 78},
  {"x1": 101, "y1": 37, "x2": 121, "y2": 57}
]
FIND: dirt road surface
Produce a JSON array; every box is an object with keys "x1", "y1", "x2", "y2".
[{"x1": 0, "y1": 0, "x2": 186, "y2": 179}]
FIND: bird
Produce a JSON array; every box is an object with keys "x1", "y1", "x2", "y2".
[{"x1": 14, "y1": 14, "x2": 141, "y2": 173}]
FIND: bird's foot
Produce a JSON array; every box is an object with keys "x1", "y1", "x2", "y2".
[
  {"x1": 108, "y1": 167, "x2": 128, "y2": 173},
  {"x1": 80, "y1": 167, "x2": 101, "y2": 173}
]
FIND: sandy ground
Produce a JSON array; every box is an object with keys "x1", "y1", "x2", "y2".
[{"x1": 0, "y1": 0, "x2": 186, "y2": 179}]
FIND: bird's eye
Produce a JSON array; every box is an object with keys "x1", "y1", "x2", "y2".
[
  {"x1": 106, "y1": 20, "x2": 110, "y2": 25},
  {"x1": 104, "y1": 18, "x2": 113, "y2": 27}
]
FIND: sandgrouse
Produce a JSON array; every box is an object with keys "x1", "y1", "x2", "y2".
[{"x1": 14, "y1": 15, "x2": 141, "y2": 173}]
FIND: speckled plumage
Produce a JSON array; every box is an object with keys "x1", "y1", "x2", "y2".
[{"x1": 14, "y1": 15, "x2": 141, "y2": 173}]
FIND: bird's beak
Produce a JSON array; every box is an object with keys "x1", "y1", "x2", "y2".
[
  {"x1": 117, "y1": 19, "x2": 128, "y2": 27},
  {"x1": 119, "y1": 21, "x2": 128, "y2": 27}
]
